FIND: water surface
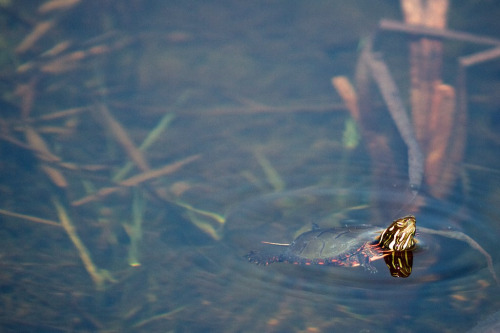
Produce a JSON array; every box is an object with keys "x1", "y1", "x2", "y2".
[{"x1": 0, "y1": 1, "x2": 499, "y2": 332}]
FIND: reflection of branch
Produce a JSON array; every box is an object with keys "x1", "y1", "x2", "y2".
[
  {"x1": 419, "y1": 226, "x2": 499, "y2": 285},
  {"x1": 333, "y1": 48, "x2": 405, "y2": 219},
  {"x1": 425, "y1": 84, "x2": 456, "y2": 198},
  {"x1": 362, "y1": 40, "x2": 424, "y2": 193}
]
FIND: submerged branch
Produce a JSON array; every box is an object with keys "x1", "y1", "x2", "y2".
[
  {"x1": 52, "y1": 197, "x2": 115, "y2": 289},
  {"x1": 419, "y1": 226, "x2": 499, "y2": 285},
  {"x1": 380, "y1": 19, "x2": 500, "y2": 46},
  {"x1": 0, "y1": 208, "x2": 61, "y2": 227},
  {"x1": 72, "y1": 154, "x2": 200, "y2": 206},
  {"x1": 94, "y1": 104, "x2": 150, "y2": 172}
]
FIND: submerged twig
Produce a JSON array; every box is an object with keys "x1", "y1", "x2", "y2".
[
  {"x1": 38, "y1": 0, "x2": 81, "y2": 14},
  {"x1": 459, "y1": 47, "x2": 500, "y2": 67},
  {"x1": 0, "y1": 208, "x2": 61, "y2": 227},
  {"x1": 125, "y1": 189, "x2": 145, "y2": 267},
  {"x1": 112, "y1": 102, "x2": 346, "y2": 115},
  {"x1": 113, "y1": 112, "x2": 176, "y2": 182},
  {"x1": 16, "y1": 20, "x2": 56, "y2": 54},
  {"x1": 419, "y1": 226, "x2": 499, "y2": 285},
  {"x1": 72, "y1": 154, "x2": 200, "y2": 206},
  {"x1": 24, "y1": 126, "x2": 68, "y2": 188},
  {"x1": 175, "y1": 200, "x2": 225, "y2": 240},
  {"x1": 52, "y1": 197, "x2": 115, "y2": 289},
  {"x1": 132, "y1": 305, "x2": 186, "y2": 329},
  {"x1": 254, "y1": 149, "x2": 285, "y2": 192},
  {"x1": 35, "y1": 106, "x2": 89, "y2": 121},
  {"x1": 95, "y1": 103, "x2": 150, "y2": 172},
  {"x1": 379, "y1": 19, "x2": 500, "y2": 46},
  {"x1": 24, "y1": 126, "x2": 61, "y2": 162},
  {"x1": 175, "y1": 201, "x2": 225, "y2": 225},
  {"x1": 331, "y1": 76, "x2": 360, "y2": 121}
]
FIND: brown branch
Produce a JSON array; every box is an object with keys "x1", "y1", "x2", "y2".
[
  {"x1": 331, "y1": 77, "x2": 360, "y2": 121},
  {"x1": 94, "y1": 104, "x2": 150, "y2": 172},
  {"x1": 16, "y1": 20, "x2": 56, "y2": 54},
  {"x1": 0, "y1": 208, "x2": 61, "y2": 227},
  {"x1": 24, "y1": 126, "x2": 68, "y2": 188},
  {"x1": 72, "y1": 154, "x2": 200, "y2": 206},
  {"x1": 379, "y1": 19, "x2": 500, "y2": 46},
  {"x1": 459, "y1": 47, "x2": 500, "y2": 67}
]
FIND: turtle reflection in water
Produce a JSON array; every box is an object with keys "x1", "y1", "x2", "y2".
[{"x1": 246, "y1": 215, "x2": 417, "y2": 278}]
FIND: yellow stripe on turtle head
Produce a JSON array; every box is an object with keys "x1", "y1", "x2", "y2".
[{"x1": 378, "y1": 215, "x2": 416, "y2": 251}]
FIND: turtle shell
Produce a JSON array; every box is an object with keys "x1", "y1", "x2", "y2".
[{"x1": 246, "y1": 215, "x2": 416, "y2": 273}]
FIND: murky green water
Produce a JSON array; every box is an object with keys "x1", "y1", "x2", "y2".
[{"x1": 1, "y1": 1, "x2": 500, "y2": 332}]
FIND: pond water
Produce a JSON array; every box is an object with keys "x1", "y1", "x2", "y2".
[
  {"x1": 1, "y1": 1, "x2": 500, "y2": 332},
  {"x1": 224, "y1": 187, "x2": 500, "y2": 332}
]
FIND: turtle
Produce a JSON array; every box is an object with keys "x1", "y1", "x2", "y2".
[{"x1": 246, "y1": 215, "x2": 417, "y2": 275}]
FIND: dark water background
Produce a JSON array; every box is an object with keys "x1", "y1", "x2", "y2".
[{"x1": 1, "y1": 1, "x2": 500, "y2": 332}]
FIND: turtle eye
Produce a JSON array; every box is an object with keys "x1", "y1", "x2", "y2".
[{"x1": 397, "y1": 216, "x2": 413, "y2": 228}]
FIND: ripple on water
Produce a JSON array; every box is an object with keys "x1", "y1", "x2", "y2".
[{"x1": 222, "y1": 187, "x2": 498, "y2": 316}]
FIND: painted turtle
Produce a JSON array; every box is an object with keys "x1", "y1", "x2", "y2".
[{"x1": 246, "y1": 215, "x2": 416, "y2": 275}]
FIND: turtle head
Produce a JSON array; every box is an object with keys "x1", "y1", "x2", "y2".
[{"x1": 378, "y1": 215, "x2": 416, "y2": 251}]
